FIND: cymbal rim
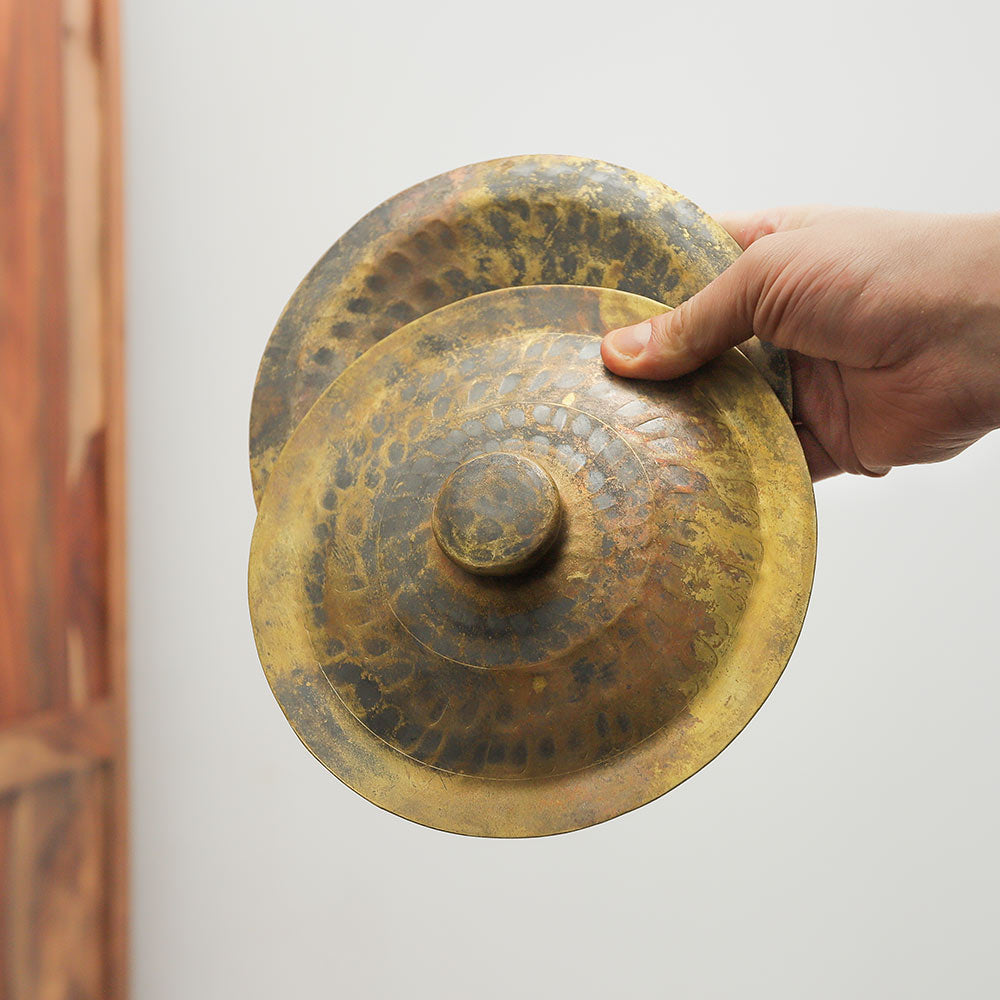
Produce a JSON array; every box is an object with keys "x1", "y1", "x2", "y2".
[
  {"x1": 249, "y1": 153, "x2": 792, "y2": 509},
  {"x1": 248, "y1": 285, "x2": 815, "y2": 837}
]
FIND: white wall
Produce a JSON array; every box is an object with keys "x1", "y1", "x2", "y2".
[{"x1": 123, "y1": 2, "x2": 1000, "y2": 997}]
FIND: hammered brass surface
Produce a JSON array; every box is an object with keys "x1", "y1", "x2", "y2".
[
  {"x1": 432, "y1": 453, "x2": 563, "y2": 577},
  {"x1": 248, "y1": 285, "x2": 815, "y2": 837},
  {"x1": 249, "y1": 154, "x2": 791, "y2": 507}
]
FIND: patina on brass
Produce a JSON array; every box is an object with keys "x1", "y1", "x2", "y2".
[
  {"x1": 249, "y1": 154, "x2": 791, "y2": 508},
  {"x1": 248, "y1": 285, "x2": 816, "y2": 838},
  {"x1": 432, "y1": 453, "x2": 563, "y2": 577}
]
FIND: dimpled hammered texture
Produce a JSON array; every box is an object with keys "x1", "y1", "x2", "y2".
[
  {"x1": 248, "y1": 286, "x2": 815, "y2": 837},
  {"x1": 431, "y1": 453, "x2": 564, "y2": 577},
  {"x1": 249, "y1": 154, "x2": 791, "y2": 508}
]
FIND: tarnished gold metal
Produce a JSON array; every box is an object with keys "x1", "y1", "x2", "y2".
[
  {"x1": 432, "y1": 453, "x2": 564, "y2": 577},
  {"x1": 249, "y1": 154, "x2": 791, "y2": 509},
  {"x1": 248, "y1": 285, "x2": 816, "y2": 837}
]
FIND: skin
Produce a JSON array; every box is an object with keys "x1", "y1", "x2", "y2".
[{"x1": 600, "y1": 207, "x2": 1000, "y2": 480}]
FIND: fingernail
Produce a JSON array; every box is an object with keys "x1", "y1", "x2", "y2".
[{"x1": 606, "y1": 321, "x2": 652, "y2": 358}]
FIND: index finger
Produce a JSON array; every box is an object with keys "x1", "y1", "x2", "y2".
[{"x1": 714, "y1": 206, "x2": 829, "y2": 249}]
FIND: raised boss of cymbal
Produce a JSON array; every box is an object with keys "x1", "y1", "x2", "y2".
[{"x1": 248, "y1": 157, "x2": 816, "y2": 838}]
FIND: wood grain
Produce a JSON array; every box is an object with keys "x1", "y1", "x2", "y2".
[
  {"x1": 0, "y1": 701, "x2": 117, "y2": 797},
  {"x1": 0, "y1": 0, "x2": 71, "y2": 722},
  {"x1": 62, "y1": 2, "x2": 130, "y2": 985},
  {"x1": 0, "y1": 770, "x2": 110, "y2": 998},
  {"x1": 0, "y1": 0, "x2": 127, "y2": 996}
]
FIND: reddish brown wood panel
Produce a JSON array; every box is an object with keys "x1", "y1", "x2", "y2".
[
  {"x1": 0, "y1": 0, "x2": 127, "y2": 997},
  {"x1": 0, "y1": 0, "x2": 72, "y2": 722},
  {"x1": 0, "y1": 701, "x2": 117, "y2": 798},
  {"x1": 0, "y1": 769, "x2": 111, "y2": 997}
]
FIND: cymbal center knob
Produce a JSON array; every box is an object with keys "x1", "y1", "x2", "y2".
[{"x1": 432, "y1": 453, "x2": 562, "y2": 577}]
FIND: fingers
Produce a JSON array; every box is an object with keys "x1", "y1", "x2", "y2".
[
  {"x1": 715, "y1": 205, "x2": 829, "y2": 249},
  {"x1": 796, "y1": 425, "x2": 842, "y2": 481},
  {"x1": 601, "y1": 252, "x2": 762, "y2": 380},
  {"x1": 601, "y1": 205, "x2": 834, "y2": 380},
  {"x1": 790, "y1": 353, "x2": 891, "y2": 479}
]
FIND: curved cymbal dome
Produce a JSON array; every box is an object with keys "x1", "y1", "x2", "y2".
[
  {"x1": 248, "y1": 285, "x2": 815, "y2": 837},
  {"x1": 249, "y1": 154, "x2": 790, "y2": 507}
]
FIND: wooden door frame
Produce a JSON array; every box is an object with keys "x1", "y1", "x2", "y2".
[{"x1": 0, "y1": 0, "x2": 128, "y2": 995}]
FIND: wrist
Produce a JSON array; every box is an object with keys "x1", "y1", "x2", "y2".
[
  {"x1": 977, "y1": 214, "x2": 1000, "y2": 428},
  {"x1": 948, "y1": 213, "x2": 1000, "y2": 431}
]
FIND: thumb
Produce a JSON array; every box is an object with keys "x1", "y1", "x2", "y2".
[{"x1": 601, "y1": 251, "x2": 764, "y2": 380}]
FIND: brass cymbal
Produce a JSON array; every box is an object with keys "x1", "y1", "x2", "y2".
[
  {"x1": 249, "y1": 154, "x2": 791, "y2": 508},
  {"x1": 248, "y1": 285, "x2": 815, "y2": 837}
]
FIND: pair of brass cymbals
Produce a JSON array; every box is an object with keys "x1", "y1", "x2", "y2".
[{"x1": 248, "y1": 155, "x2": 816, "y2": 838}]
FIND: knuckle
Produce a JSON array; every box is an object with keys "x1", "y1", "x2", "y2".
[
  {"x1": 654, "y1": 304, "x2": 713, "y2": 366},
  {"x1": 741, "y1": 232, "x2": 805, "y2": 340},
  {"x1": 746, "y1": 210, "x2": 787, "y2": 244},
  {"x1": 742, "y1": 229, "x2": 795, "y2": 272},
  {"x1": 647, "y1": 311, "x2": 678, "y2": 350}
]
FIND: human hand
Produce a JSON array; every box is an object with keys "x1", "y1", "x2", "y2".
[{"x1": 600, "y1": 207, "x2": 1000, "y2": 480}]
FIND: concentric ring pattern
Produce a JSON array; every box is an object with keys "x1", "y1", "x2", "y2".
[{"x1": 248, "y1": 285, "x2": 815, "y2": 836}]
